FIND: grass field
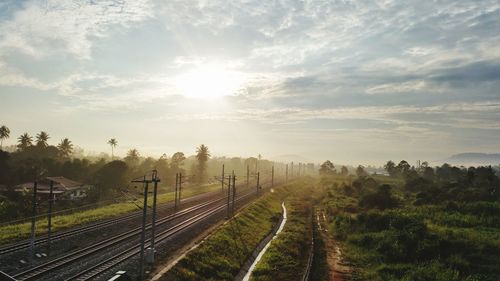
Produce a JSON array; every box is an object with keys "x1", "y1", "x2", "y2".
[
  {"x1": 0, "y1": 184, "x2": 219, "y2": 244},
  {"x1": 250, "y1": 180, "x2": 314, "y2": 281},
  {"x1": 320, "y1": 175, "x2": 500, "y2": 281}
]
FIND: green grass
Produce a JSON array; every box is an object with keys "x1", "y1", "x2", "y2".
[
  {"x1": 0, "y1": 184, "x2": 219, "y2": 244},
  {"x1": 250, "y1": 186, "x2": 313, "y2": 281},
  {"x1": 160, "y1": 183, "x2": 287, "y2": 281}
]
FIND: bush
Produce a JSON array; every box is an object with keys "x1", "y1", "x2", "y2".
[{"x1": 359, "y1": 184, "x2": 399, "y2": 210}]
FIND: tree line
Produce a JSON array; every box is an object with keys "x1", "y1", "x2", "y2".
[
  {"x1": 0, "y1": 125, "x2": 276, "y2": 220},
  {"x1": 319, "y1": 158, "x2": 500, "y2": 210}
]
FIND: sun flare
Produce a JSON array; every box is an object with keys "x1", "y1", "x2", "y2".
[{"x1": 174, "y1": 64, "x2": 244, "y2": 99}]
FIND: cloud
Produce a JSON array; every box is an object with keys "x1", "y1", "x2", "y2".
[
  {"x1": 366, "y1": 80, "x2": 428, "y2": 95},
  {"x1": 0, "y1": 0, "x2": 152, "y2": 59},
  {"x1": 429, "y1": 60, "x2": 500, "y2": 84},
  {"x1": 153, "y1": 101, "x2": 500, "y2": 131},
  {"x1": 1, "y1": 0, "x2": 500, "y2": 162},
  {"x1": 0, "y1": 59, "x2": 56, "y2": 90}
]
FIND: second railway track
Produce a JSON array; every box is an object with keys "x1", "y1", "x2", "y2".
[
  {"x1": 0, "y1": 188, "x2": 223, "y2": 256},
  {"x1": 11, "y1": 184, "x2": 265, "y2": 281}
]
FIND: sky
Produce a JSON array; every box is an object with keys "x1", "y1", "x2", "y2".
[{"x1": 0, "y1": 0, "x2": 499, "y2": 166}]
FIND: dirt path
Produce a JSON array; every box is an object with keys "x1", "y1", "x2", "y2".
[{"x1": 316, "y1": 209, "x2": 351, "y2": 281}]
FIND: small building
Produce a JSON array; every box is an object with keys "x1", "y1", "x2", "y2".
[{"x1": 15, "y1": 176, "x2": 92, "y2": 200}]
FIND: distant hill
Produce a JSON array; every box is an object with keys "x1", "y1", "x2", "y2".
[{"x1": 446, "y1": 153, "x2": 500, "y2": 166}]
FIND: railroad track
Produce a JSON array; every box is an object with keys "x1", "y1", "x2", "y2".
[
  {"x1": 12, "y1": 185, "x2": 260, "y2": 281},
  {"x1": 0, "y1": 188, "x2": 224, "y2": 256},
  {"x1": 69, "y1": 191, "x2": 255, "y2": 281}
]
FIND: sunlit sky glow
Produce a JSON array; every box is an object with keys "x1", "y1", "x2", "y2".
[
  {"x1": 174, "y1": 63, "x2": 246, "y2": 98},
  {"x1": 1, "y1": 0, "x2": 500, "y2": 165}
]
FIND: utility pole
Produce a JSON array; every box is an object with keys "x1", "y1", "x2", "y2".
[
  {"x1": 132, "y1": 176, "x2": 149, "y2": 281},
  {"x1": 47, "y1": 180, "x2": 54, "y2": 256},
  {"x1": 151, "y1": 170, "x2": 160, "y2": 250},
  {"x1": 246, "y1": 164, "x2": 249, "y2": 189},
  {"x1": 271, "y1": 166, "x2": 274, "y2": 187},
  {"x1": 178, "y1": 173, "x2": 182, "y2": 206},
  {"x1": 286, "y1": 164, "x2": 288, "y2": 183},
  {"x1": 174, "y1": 173, "x2": 178, "y2": 211},
  {"x1": 256, "y1": 172, "x2": 260, "y2": 194},
  {"x1": 231, "y1": 172, "x2": 236, "y2": 216},
  {"x1": 226, "y1": 174, "x2": 231, "y2": 219},
  {"x1": 221, "y1": 164, "x2": 225, "y2": 192},
  {"x1": 30, "y1": 181, "x2": 37, "y2": 263}
]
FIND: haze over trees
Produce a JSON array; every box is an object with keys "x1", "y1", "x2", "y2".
[
  {"x1": 319, "y1": 160, "x2": 335, "y2": 175},
  {"x1": 0, "y1": 128, "x2": 279, "y2": 221},
  {"x1": 356, "y1": 165, "x2": 368, "y2": 177},
  {"x1": 125, "y1": 148, "x2": 140, "y2": 164},
  {"x1": 170, "y1": 152, "x2": 186, "y2": 174}
]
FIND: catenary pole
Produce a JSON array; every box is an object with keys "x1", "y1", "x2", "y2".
[
  {"x1": 47, "y1": 180, "x2": 54, "y2": 255},
  {"x1": 30, "y1": 181, "x2": 37, "y2": 263}
]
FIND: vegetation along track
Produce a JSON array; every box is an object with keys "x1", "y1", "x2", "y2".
[
  {"x1": 11, "y1": 185, "x2": 261, "y2": 281},
  {"x1": 0, "y1": 188, "x2": 223, "y2": 256}
]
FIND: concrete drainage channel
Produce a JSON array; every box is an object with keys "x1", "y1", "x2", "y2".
[{"x1": 235, "y1": 201, "x2": 288, "y2": 281}]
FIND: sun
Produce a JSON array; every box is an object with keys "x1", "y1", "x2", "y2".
[{"x1": 174, "y1": 64, "x2": 244, "y2": 99}]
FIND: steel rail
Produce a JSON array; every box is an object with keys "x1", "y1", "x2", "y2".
[
  {"x1": 71, "y1": 190, "x2": 257, "y2": 281},
  {"x1": 11, "y1": 193, "x2": 232, "y2": 281},
  {"x1": 0, "y1": 188, "x2": 226, "y2": 256}
]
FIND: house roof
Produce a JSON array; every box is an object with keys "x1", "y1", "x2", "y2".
[
  {"x1": 15, "y1": 176, "x2": 91, "y2": 193},
  {"x1": 45, "y1": 176, "x2": 84, "y2": 190}
]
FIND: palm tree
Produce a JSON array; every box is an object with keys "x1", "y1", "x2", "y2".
[
  {"x1": 57, "y1": 138, "x2": 73, "y2": 158},
  {"x1": 36, "y1": 131, "x2": 50, "y2": 147},
  {"x1": 196, "y1": 144, "x2": 211, "y2": 183},
  {"x1": 0, "y1": 125, "x2": 10, "y2": 150},
  {"x1": 257, "y1": 154, "x2": 262, "y2": 171},
  {"x1": 196, "y1": 144, "x2": 210, "y2": 162},
  {"x1": 125, "y1": 148, "x2": 140, "y2": 164},
  {"x1": 17, "y1": 133, "x2": 33, "y2": 151},
  {"x1": 108, "y1": 138, "x2": 118, "y2": 159}
]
